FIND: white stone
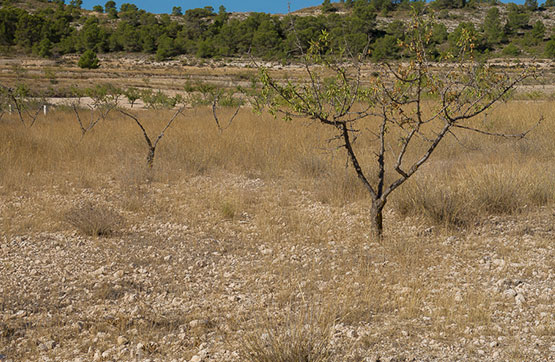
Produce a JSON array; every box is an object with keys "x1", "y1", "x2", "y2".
[
  {"x1": 92, "y1": 266, "x2": 106, "y2": 276},
  {"x1": 117, "y1": 336, "x2": 128, "y2": 345},
  {"x1": 504, "y1": 289, "x2": 517, "y2": 298},
  {"x1": 44, "y1": 340, "x2": 56, "y2": 350},
  {"x1": 492, "y1": 259, "x2": 505, "y2": 268}
]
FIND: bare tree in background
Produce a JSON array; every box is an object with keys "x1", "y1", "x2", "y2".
[
  {"x1": 71, "y1": 85, "x2": 120, "y2": 139},
  {"x1": 0, "y1": 83, "x2": 45, "y2": 127},
  {"x1": 212, "y1": 93, "x2": 240, "y2": 133},
  {"x1": 119, "y1": 86, "x2": 242, "y2": 170},
  {"x1": 118, "y1": 107, "x2": 185, "y2": 169},
  {"x1": 258, "y1": 16, "x2": 540, "y2": 238}
]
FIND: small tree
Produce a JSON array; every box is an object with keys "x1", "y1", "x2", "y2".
[
  {"x1": 525, "y1": 0, "x2": 538, "y2": 10},
  {"x1": 119, "y1": 89, "x2": 241, "y2": 169},
  {"x1": 482, "y1": 7, "x2": 504, "y2": 45},
  {"x1": 530, "y1": 20, "x2": 546, "y2": 44},
  {"x1": 71, "y1": 84, "x2": 119, "y2": 139},
  {"x1": 78, "y1": 49, "x2": 100, "y2": 69},
  {"x1": 545, "y1": 38, "x2": 555, "y2": 57},
  {"x1": 258, "y1": 17, "x2": 537, "y2": 238},
  {"x1": 37, "y1": 38, "x2": 53, "y2": 58},
  {"x1": 118, "y1": 107, "x2": 184, "y2": 169},
  {"x1": 0, "y1": 83, "x2": 44, "y2": 127},
  {"x1": 322, "y1": 0, "x2": 336, "y2": 12},
  {"x1": 104, "y1": 0, "x2": 116, "y2": 11},
  {"x1": 124, "y1": 87, "x2": 141, "y2": 107}
]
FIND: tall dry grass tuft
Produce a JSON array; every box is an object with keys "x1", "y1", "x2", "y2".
[
  {"x1": 395, "y1": 177, "x2": 473, "y2": 227},
  {"x1": 391, "y1": 100, "x2": 555, "y2": 228},
  {"x1": 395, "y1": 162, "x2": 554, "y2": 228},
  {"x1": 239, "y1": 305, "x2": 336, "y2": 362},
  {"x1": 64, "y1": 201, "x2": 124, "y2": 236}
]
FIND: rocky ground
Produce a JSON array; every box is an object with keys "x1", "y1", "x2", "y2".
[{"x1": 0, "y1": 172, "x2": 553, "y2": 361}]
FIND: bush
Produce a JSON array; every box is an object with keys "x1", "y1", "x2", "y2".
[
  {"x1": 65, "y1": 202, "x2": 124, "y2": 236},
  {"x1": 78, "y1": 50, "x2": 100, "y2": 69},
  {"x1": 502, "y1": 43, "x2": 521, "y2": 57},
  {"x1": 545, "y1": 39, "x2": 555, "y2": 58}
]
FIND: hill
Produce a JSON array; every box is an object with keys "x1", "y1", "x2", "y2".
[{"x1": 1, "y1": 0, "x2": 555, "y2": 62}]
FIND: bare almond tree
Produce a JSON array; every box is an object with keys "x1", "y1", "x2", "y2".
[
  {"x1": 212, "y1": 93, "x2": 240, "y2": 133},
  {"x1": 258, "y1": 17, "x2": 540, "y2": 238},
  {"x1": 71, "y1": 84, "x2": 120, "y2": 139},
  {"x1": 0, "y1": 83, "x2": 43, "y2": 127},
  {"x1": 118, "y1": 107, "x2": 184, "y2": 169}
]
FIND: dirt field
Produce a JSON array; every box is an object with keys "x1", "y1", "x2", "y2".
[{"x1": 0, "y1": 97, "x2": 553, "y2": 361}]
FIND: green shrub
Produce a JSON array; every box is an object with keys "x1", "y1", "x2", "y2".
[
  {"x1": 502, "y1": 43, "x2": 521, "y2": 57},
  {"x1": 78, "y1": 49, "x2": 100, "y2": 69},
  {"x1": 545, "y1": 39, "x2": 555, "y2": 58}
]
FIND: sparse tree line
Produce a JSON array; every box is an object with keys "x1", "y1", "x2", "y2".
[
  {"x1": 0, "y1": 80, "x2": 243, "y2": 170},
  {"x1": 2, "y1": 0, "x2": 555, "y2": 64}
]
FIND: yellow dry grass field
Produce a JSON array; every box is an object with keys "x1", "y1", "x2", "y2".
[{"x1": 0, "y1": 101, "x2": 554, "y2": 361}]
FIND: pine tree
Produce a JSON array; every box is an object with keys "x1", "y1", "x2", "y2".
[
  {"x1": 483, "y1": 7, "x2": 503, "y2": 45},
  {"x1": 78, "y1": 49, "x2": 100, "y2": 69}
]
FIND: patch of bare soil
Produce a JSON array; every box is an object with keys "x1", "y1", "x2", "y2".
[{"x1": 0, "y1": 172, "x2": 553, "y2": 361}]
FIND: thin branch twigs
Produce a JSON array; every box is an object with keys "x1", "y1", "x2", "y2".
[{"x1": 212, "y1": 95, "x2": 240, "y2": 133}]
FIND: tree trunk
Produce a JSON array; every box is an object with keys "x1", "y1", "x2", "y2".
[
  {"x1": 370, "y1": 200, "x2": 384, "y2": 239},
  {"x1": 146, "y1": 147, "x2": 155, "y2": 169}
]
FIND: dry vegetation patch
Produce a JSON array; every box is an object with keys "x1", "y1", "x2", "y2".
[{"x1": 0, "y1": 102, "x2": 553, "y2": 361}]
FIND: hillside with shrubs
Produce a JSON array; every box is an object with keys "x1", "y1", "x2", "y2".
[{"x1": 2, "y1": 0, "x2": 555, "y2": 62}]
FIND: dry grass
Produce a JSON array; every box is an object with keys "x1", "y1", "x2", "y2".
[
  {"x1": 0, "y1": 100, "x2": 554, "y2": 361},
  {"x1": 239, "y1": 305, "x2": 335, "y2": 362},
  {"x1": 64, "y1": 201, "x2": 124, "y2": 236}
]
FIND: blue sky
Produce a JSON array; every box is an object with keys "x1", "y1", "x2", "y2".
[
  {"x1": 81, "y1": 0, "x2": 527, "y2": 14},
  {"x1": 81, "y1": 0, "x2": 323, "y2": 14}
]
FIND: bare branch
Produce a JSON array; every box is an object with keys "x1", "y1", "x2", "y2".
[
  {"x1": 383, "y1": 122, "x2": 452, "y2": 200},
  {"x1": 212, "y1": 95, "x2": 240, "y2": 134},
  {"x1": 153, "y1": 106, "x2": 185, "y2": 147},
  {"x1": 118, "y1": 109, "x2": 153, "y2": 149},
  {"x1": 119, "y1": 107, "x2": 184, "y2": 168},
  {"x1": 452, "y1": 116, "x2": 543, "y2": 139},
  {"x1": 341, "y1": 122, "x2": 377, "y2": 198}
]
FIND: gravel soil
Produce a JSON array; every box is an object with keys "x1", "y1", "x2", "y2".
[{"x1": 1, "y1": 173, "x2": 554, "y2": 361}]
